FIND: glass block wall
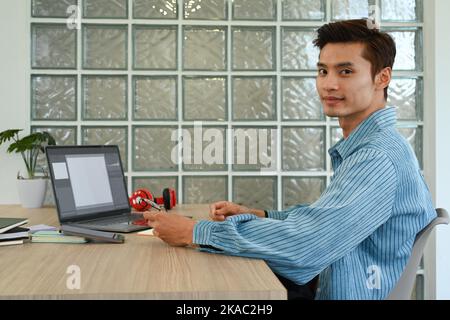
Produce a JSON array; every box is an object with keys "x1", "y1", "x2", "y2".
[{"x1": 30, "y1": 0, "x2": 424, "y2": 298}]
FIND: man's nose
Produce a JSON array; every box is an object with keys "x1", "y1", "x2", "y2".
[{"x1": 321, "y1": 74, "x2": 339, "y2": 91}]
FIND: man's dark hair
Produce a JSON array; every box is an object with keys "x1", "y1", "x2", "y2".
[{"x1": 313, "y1": 19, "x2": 396, "y2": 100}]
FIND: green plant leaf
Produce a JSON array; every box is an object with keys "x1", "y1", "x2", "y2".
[
  {"x1": 0, "y1": 129, "x2": 22, "y2": 145},
  {"x1": 2, "y1": 129, "x2": 56, "y2": 178},
  {"x1": 39, "y1": 131, "x2": 56, "y2": 152},
  {"x1": 8, "y1": 134, "x2": 38, "y2": 153}
]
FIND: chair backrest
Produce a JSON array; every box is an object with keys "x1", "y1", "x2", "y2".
[{"x1": 386, "y1": 208, "x2": 449, "y2": 300}]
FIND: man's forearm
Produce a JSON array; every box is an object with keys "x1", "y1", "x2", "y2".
[{"x1": 241, "y1": 207, "x2": 266, "y2": 218}]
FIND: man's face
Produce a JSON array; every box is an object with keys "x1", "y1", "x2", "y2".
[{"x1": 316, "y1": 42, "x2": 381, "y2": 120}]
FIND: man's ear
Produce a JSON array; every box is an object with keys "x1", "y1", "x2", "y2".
[{"x1": 375, "y1": 67, "x2": 392, "y2": 91}]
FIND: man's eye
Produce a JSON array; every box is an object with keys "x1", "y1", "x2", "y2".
[
  {"x1": 318, "y1": 69, "x2": 327, "y2": 76},
  {"x1": 340, "y1": 69, "x2": 353, "y2": 75}
]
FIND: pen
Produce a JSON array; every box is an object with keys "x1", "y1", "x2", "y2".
[{"x1": 136, "y1": 197, "x2": 164, "y2": 212}]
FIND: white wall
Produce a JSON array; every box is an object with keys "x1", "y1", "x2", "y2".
[
  {"x1": 0, "y1": 0, "x2": 29, "y2": 204},
  {"x1": 433, "y1": 0, "x2": 450, "y2": 300}
]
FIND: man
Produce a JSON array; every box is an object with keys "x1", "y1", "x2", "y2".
[{"x1": 144, "y1": 19, "x2": 436, "y2": 300}]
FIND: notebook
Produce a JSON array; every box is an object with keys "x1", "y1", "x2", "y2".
[
  {"x1": 0, "y1": 239, "x2": 26, "y2": 247},
  {"x1": 31, "y1": 231, "x2": 87, "y2": 244},
  {"x1": 0, "y1": 227, "x2": 30, "y2": 241},
  {"x1": 0, "y1": 217, "x2": 28, "y2": 234}
]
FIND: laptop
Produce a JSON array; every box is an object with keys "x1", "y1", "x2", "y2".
[{"x1": 46, "y1": 145, "x2": 150, "y2": 233}]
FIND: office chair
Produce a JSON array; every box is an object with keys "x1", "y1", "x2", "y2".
[{"x1": 386, "y1": 208, "x2": 449, "y2": 300}]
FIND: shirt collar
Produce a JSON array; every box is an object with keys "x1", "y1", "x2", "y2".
[{"x1": 329, "y1": 107, "x2": 397, "y2": 160}]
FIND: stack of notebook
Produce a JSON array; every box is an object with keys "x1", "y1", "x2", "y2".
[
  {"x1": 0, "y1": 217, "x2": 29, "y2": 247},
  {"x1": 31, "y1": 231, "x2": 87, "y2": 244}
]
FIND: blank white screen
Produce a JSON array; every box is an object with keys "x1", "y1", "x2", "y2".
[
  {"x1": 66, "y1": 155, "x2": 113, "y2": 208},
  {"x1": 52, "y1": 162, "x2": 68, "y2": 180}
]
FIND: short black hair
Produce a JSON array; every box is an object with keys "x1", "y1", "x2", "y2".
[{"x1": 314, "y1": 19, "x2": 396, "y2": 100}]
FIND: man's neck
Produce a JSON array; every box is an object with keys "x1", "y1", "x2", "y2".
[{"x1": 339, "y1": 103, "x2": 386, "y2": 139}]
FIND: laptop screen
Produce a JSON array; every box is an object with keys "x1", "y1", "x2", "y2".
[{"x1": 46, "y1": 146, "x2": 130, "y2": 222}]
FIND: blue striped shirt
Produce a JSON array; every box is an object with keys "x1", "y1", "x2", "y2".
[{"x1": 193, "y1": 107, "x2": 436, "y2": 300}]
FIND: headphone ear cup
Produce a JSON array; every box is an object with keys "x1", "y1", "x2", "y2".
[
  {"x1": 141, "y1": 188, "x2": 154, "y2": 201},
  {"x1": 169, "y1": 188, "x2": 176, "y2": 208},
  {"x1": 162, "y1": 188, "x2": 171, "y2": 210},
  {"x1": 130, "y1": 188, "x2": 154, "y2": 211}
]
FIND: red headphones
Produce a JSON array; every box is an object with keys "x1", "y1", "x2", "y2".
[{"x1": 129, "y1": 188, "x2": 177, "y2": 211}]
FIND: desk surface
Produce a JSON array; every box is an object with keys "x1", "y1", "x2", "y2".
[{"x1": 0, "y1": 205, "x2": 286, "y2": 300}]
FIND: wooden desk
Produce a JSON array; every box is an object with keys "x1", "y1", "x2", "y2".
[{"x1": 0, "y1": 205, "x2": 286, "y2": 300}]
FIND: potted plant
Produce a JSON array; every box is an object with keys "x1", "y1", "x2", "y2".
[{"x1": 0, "y1": 129, "x2": 56, "y2": 208}]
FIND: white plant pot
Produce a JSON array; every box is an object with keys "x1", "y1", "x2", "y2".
[{"x1": 17, "y1": 178, "x2": 47, "y2": 209}]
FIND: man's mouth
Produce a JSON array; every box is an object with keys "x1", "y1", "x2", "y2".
[{"x1": 323, "y1": 96, "x2": 345, "y2": 104}]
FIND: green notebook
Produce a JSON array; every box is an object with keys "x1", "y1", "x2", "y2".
[
  {"x1": 0, "y1": 217, "x2": 28, "y2": 234},
  {"x1": 31, "y1": 231, "x2": 87, "y2": 244}
]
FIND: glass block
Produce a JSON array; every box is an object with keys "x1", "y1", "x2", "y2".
[
  {"x1": 282, "y1": 0, "x2": 325, "y2": 21},
  {"x1": 282, "y1": 77, "x2": 324, "y2": 121},
  {"x1": 331, "y1": 0, "x2": 369, "y2": 20},
  {"x1": 183, "y1": 77, "x2": 226, "y2": 121},
  {"x1": 82, "y1": 76, "x2": 127, "y2": 120},
  {"x1": 31, "y1": 75, "x2": 77, "y2": 120},
  {"x1": 388, "y1": 78, "x2": 423, "y2": 121},
  {"x1": 133, "y1": 126, "x2": 178, "y2": 171},
  {"x1": 184, "y1": 0, "x2": 227, "y2": 20},
  {"x1": 183, "y1": 27, "x2": 226, "y2": 71},
  {"x1": 233, "y1": 0, "x2": 276, "y2": 20},
  {"x1": 31, "y1": 126, "x2": 78, "y2": 172},
  {"x1": 31, "y1": 24, "x2": 76, "y2": 69},
  {"x1": 133, "y1": 0, "x2": 178, "y2": 19},
  {"x1": 282, "y1": 28, "x2": 319, "y2": 71},
  {"x1": 398, "y1": 126, "x2": 423, "y2": 168},
  {"x1": 31, "y1": 126, "x2": 77, "y2": 145},
  {"x1": 282, "y1": 177, "x2": 326, "y2": 208},
  {"x1": 82, "y1": 126, "x2": 128, "y2": 171},
  {"x1": 83, "y1": 25, "x2": 127, "y2": 70},
  {"x1": 32, "y1": 0, "x2": 78, "y2": 17},
  {"x1": 233, "y1": 176, "x2": 277, "y2": 210},
  {"x1": 381, "y1": 0, "x2": 422, "y2": 22},
  {"x1": 132, "y1": 177, "x2": 178, "y2": 196},
  {"x1": 282, "y1": 127, "x2": 326, "y2": 171},
  {"x1": 387, "y1": 28, "x2": 422, "y2": 71},
  {"x1": 331, "y1": 127, "x2": 344, "y2": 147},
  {"x1": 83, "y1": 0, "x2": 128, "y2": 18},
  {"x1": 233, "y1": 77, "x2": 276, "y2": 121},
  {"x1": 133, "y1": 76, "x2": 177, "y2": 120},
  {"x1": 133, "y1": 25, "x2": 177, "y2": 70},
  {"x1": 183, "y1": 176, "x2": 228, "y2": 204},
  {"x1": 232, "y1": 27, "x2": 275, "y2": 71},
  {"x1": 233, "y1": 126, "x2": 277, "y2": 171},
  {"x1": 182, "y1": 126, "x2": 227, "y2": 171}
]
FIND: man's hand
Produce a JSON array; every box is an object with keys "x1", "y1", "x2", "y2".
[
  {"x1": 209, "y1": 201, "x2": 265, "y2": 221},
  {"x1": 143, "y1": 212, "x2": 196, "y2": 247}
]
